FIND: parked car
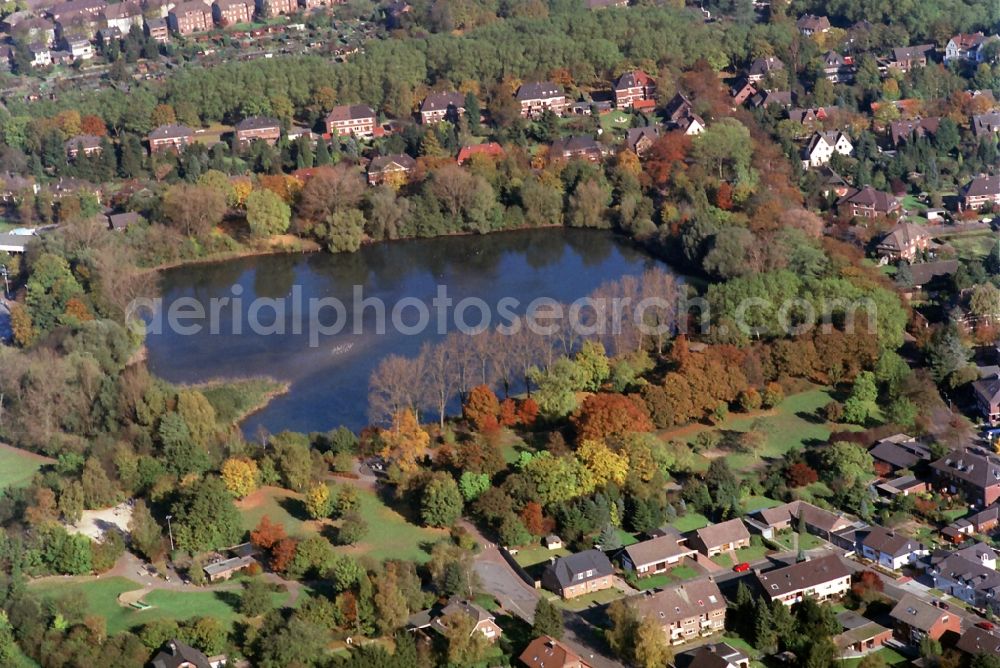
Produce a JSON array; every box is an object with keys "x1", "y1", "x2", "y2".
[
  {"x1": 977, "y1": 621, "x2": 995, "y2": 631},
  {"x1": 733, "y1": 562, "x2": 751, "y2": 573}
]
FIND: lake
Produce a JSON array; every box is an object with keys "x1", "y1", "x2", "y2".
[{"x1": 146, "y1": 229, "x2": 667, "y2": 436}]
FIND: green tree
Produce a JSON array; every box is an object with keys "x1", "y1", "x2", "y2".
[
  {"x1": 420, "y1": 473, "x2": 463, "y2": 527},
  {"x1": 532, "y1": 597, "x2": 563, "y2": 639},
  {"x1": 239, "y1": 578, "x2": 273, "y2": 617},
  {"x1": 129, "y1": 499, "x2": 164, "y2": 561},
  {"x1": 246, "y1": 188, "x2": 292, "y2": 237},
  {"x1": 170, "y1": 477, "x2": 243, "y2": 553},
  {"x1": 843, "y1": 371, "x2": 878, "y2": 425}
]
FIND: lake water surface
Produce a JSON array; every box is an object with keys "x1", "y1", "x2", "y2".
[{"x1": 146, "y1": 229, "x2": 666, "y2": 435}]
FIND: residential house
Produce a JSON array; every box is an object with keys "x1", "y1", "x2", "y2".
[
  {"x1": 875, "y1": 221, "x2": 930, "y2": 262},
  {"x1": 945, "y1": 506, "x2": 1000, "y2": 543},
  {"x1": 816, "y1": 165, "x2": 851, "y2": 198},
  {"x1": 146, "y1": 17, "x2": 169, "y2": 42},
  {"x1": 516, "y1": 81, "x2": 566, "y2": 119},
  {"x1": 664, "y1": 93, "x2": 694, "y2": 124},
  {"x1": 856, "y1": 526, "x2": 927, "y2": 570},
  {"x1": 796, "y1": 14, "x2": 830, "y2": 36},
  {"x1": 543, "y1": 534, "x2": 563, "y2": 550},
  {"x1": 747, "y1": 56, "x2": 784, "y2": 84},
  {"x1": 957, "y1": 627, "x2": 1000, "y2": 660},
  {"x1": 788, "y1": 106, "x2": 834, "y2": 126},
  {"x1": 541, "y1": 549, "x2": 614, "y2": 600},
  {"x1": 889, "y1": 594, "x2": 961, "y2": 645},
  {"x1": 549, "y1": 135, "x2": 603, "y2": 162},
  {"x1": 456, "y1": 142, "x2": 504, "y2": 165},
  {"x1": 325, "y1": 104, "x2": 376, "y2": 137},
  {"x1": 107, "y1": 212, "x2": 140, "y2": 231},
  {"x1": 419, "y1": 91, "x2": 465, "y2": 125},
  {"x1": 932, "y1": 448, "x2": 1000, "y2": 505},
  {"x1": 888, "y1": 45, "x2": 935, "y2": 72},
  {"x1": 621, "y1": 531, "x2": 697, "y2": 577},
  {"x1": 147, "y1": 124, "x2": 194, "y2": 153},
  {"x1": 625, "y1": 126, "x2": 660, "y2": 156},
  {"x1": 628, "y1": 578, "x2": 726, "y2": 644},
  {"x1": 869, "y1": 434, "x2": 931, "y2": 473},
  {"x1": 837, "y1": 186, "x2": 900, "y2": 219},
  {"x1": 412, "y1": 599, "x2": 502, "y2": 642},
  {"x1": 952, "y1": 541, "x2": 999, "y2": 569},
  {"x1": 960, "y1": 175, "x2": 1000, "y2": 211},
  {"x1": 29, "y1": 44, "x2": 51, "y2": 66},
  {"x1": 213, "y1": 0, "x2": 253, "y2": 26},
  {"x1": 366, "y1": 153, "x2": 416, "y2": 186},
  {"x1": 519, "y1": 636, "x2": 591, "y2": 668},
  {"x1": 928, "y1": 549, "x2": 1000, "y2": 611},
  {"x1": 756, "y1": 555, "x2": 852, "y2": 607},
  {"x1": 677, "y1": 114, "x2": 705, "y2": 135},
  {"x1": 972, "y1": 112, "x2": 1000, "y2": 138},
  {"x1": 102, "y1": 0, "x2": 142, "y2": 31},
  {"x1": 876, "y1": 476, "x2": 930, "y2": 498},
  {"x1": 49, "y1": 0, "x2": 107, "y2": 21},
  {"x1": 801, "y1": 130, "x2": 852, "y2": 168},
  {"x1": 168, "y1": 1, "x2": 213, "y2": 35},
  {"x1": 151, "y1": 638, "x2": 226, "y2": 668},
  {"x1": 234, "y1": 116, "x2": 281, "y2": 147},
  {"x1": 64, "y1": 134, "x2": 103, "y2": 158},
  {"x1": 688, "y1": 519, "x2": 751, "y2": 557},
  {"x1": 729, "y1": 77, "x2": 757, "y2": 106},
  {"x1": 613, "y1": 69, "x2": 656, "y2": 109},
  {"x1": 17, "y1": 18, "x2": 56, "y2": 45},
  {"x1": 258, "y1": 0, "x2": 298, "y2": 16},
  {"x1": 889, "y1": 117, "x2": 940, "y2": 146},
  {"x1": 821, "y1": 51, "x2": 855, "y2": 83},
  {"x1": 745, "y1": 499, "x2": 854, "y2": 541},
  {"x1": 49, "y1": 49, "x2": 74, "y2": 65},
  {"x1": 833, "y1": 611, "x2": 892, "y2": 656},
  {"x1": 674, "y1": 642, "x2": 750, "y2": 668},
  {"x1": 749, "y1": 90, "x2": 793, "y2": 110},
  {"x1": 945, "y1": 32, "x2": 986, "y2": 62},
  {"x1": 65, "y1": 37, "x2": 92, "y2": 60}
]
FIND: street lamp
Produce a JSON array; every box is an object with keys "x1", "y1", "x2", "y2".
[{"x1": 165, "y1": 514, "x2": 175, "y2": 552}]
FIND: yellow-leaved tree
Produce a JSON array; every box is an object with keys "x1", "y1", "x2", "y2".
[{"x1": 221, "y1": 457, "x2": 259, "y2": 499}]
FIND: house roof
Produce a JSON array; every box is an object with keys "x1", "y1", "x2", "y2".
[
  {"x1": 755, "y1": 554, "x2": 851, "y2": 598},
  {"x1": 889, "y1": 117, "x2": 940, "y2": 146},
  {"x1": 614, "y1": 69, "x2": 655, "y2": 91},
  {"x1": 368, "y1": 153, "x2": 416, "y2": 173},
  {"x1": 551, "y1": 135, "x2": 601, "y2": 156},
  {"x1": 628, "y1": 577, "x2": 725, "y2": 624},
  {"x1": 108, "y1": 212, "x2": 140, "y2": 230},
  {"x1": 675, "y1": 642, "x2": 750, "y2": 668},
  {"x1": 748, "y1": 56, "x2": 784, "y2": 76},
  {"x1": 952, "y1": 541, "x2": 998, "y2": 565},
  {"x1": 456, "y1": 142, "x2": 504, "y2": 164},
  {"x1": 64, "y1": 134, "x2": 103, "y2": 150},
  {"x1": 625, "y1": 126, "x2": 660, "y2": 152},
  {"x1": 889, "y1": 594, "x2": 947, "y2": 632},
  {"x1": 751, "y1": 90, "x2": 793, "y2": 109},
  {"x1": 516, "y1": 81, "x2": 564, "y2": 101},
  {"x1": 148, "y1": 124, "x2": 194, "y2": 140},
  {"x1": 420, "y1": 91, "x2": 465, "y2": 113},
  {"x1": 202, "y1": 555, "x2": 254, "y2": 576},
  {"x1": 622, "y1": 534, "x2": 695, "y2": 569},
  {"x1": 869, "y1": 436, "x2": 930, "y2": 469},
  {"x1": 235, "y1": 116, "x2": 281, "y2": 132},
  {"x1": 891, "y1": 44, "x2": 935, "y2": 61},
  {"x1": 949, "y1": 32, "x2": 986, "y2": 49},
  {"x1": 840, "y1": 186, "x2": 899, "y2": 213},
  {"x1": 906, "y1": 260, "x2": 958, "y2": 287},
  {"x1": 544, "y1": 549, "x2": 613, "y2": 588},
  {"x1": 103, "y1": 0, "x2": 141, "y2": 19},
  {"x1": 150, "y1": 639, "x2": 211, "y2": 668},
  {"x1": 692, "y1": 518, "x2": 750, "y2": 549},
  {"x1": 326, "y1": 104, "x2": 376, "y2": 122},
  {"x1": 928, "y1": 549, "x2": 1000, "y2": 596},
  {"x1": 170, "y1": 0, "x2": 211, "y2": 16},
  {"x1": 932, "y1": 448, "x2": 1000, "y2": 489},
  {"x1": 957, "y1": 627, "x2": 1000, "y2": 657},
  {"x1": 858, "y1": 526, "x2": 924, "y2": 558},
  {"x1": 962, "y1": 175, "x2": 1000, "y2": 199},
  {"x1": 519, "y1": 635, "x2": 589, "y2": 668},
  {"x1": 430, "y1": 599, "x2": 495, "y2": 635},
  {"x1": 788, "y1": 106, "x2": 834, "y2": 123},
  {"x1": 796, "y1": 14, "x2": 830, "y2": 31},
  {"x1": 973, "y1": 113, "x2": 1000, "y2": 134}
]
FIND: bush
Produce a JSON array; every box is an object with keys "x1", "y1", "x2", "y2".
[{"x1": 823, "y1": 401, "x2": 844, "y2": 422}]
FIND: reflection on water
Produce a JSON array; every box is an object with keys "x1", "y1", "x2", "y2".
[{"x1": 146, "y1": 229, "x2": 666, "y2": 435}]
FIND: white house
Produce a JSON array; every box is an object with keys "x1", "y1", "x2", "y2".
[
  {"x1": 857, "y1": 526, "x2": 928, "y2": 571},
  {"x1": 801, "y1": 131, "x2": 853, "y2": 169}
]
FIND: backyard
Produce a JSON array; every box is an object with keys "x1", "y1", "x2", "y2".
[{"x1": 632, "y1": 563, "x2": 701, "y2": 591}]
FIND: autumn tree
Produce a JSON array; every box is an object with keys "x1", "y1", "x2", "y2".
[
  {"x1": 250, "y1": 515, "x2": 287, "y2": 550},
  {"x1": 577, "y1": 439, "x2": 630, "y2": 487},
  {"x1": 379, "y1": 409, "x2": 430, "y2": 474},
  {"x1": 221, "y1": 457, "x2": 259, "y2": 499},
  {"x1": 129, "y1": 499, "x2": 164, "y2": 562},
  {"x1": 464, "y1": 384, "x2": 500, "y2": 431},
  {"x1": 162, "y1": 183, "x2": 226, "y2": 237},
  {"x1": 304, "y1": 483, "x2": 334, "y2": 520},
  {"x1": 572, "y1": 393, "x2": 653, "y2": 442}
]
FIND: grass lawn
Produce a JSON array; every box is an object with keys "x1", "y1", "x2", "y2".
[
  {"x1": 0, "y1": 445, "x2": 51, "y2": 490},
  {"x1": 599, "y1": 110, "x2": 633, "y2": 135},
  {"x1": 797, "y1": 480, "x2": 834, "y2": 504},
  {"x1": 667, "y1": 512, "x2": 711, "y2": 533},
  {"x1": 513, "y1": 544, "x2": 570, "y2": 569},
  {"x1": 712, "y1": 544, "x2": 770, "y2": 568},
  {"x1": 771, "y1": 531, "x2": 824, "y2": 552},
  {"x1": 338, "y1": 487, "x2": 447, "y2": 563},
  {"x1": 941, "y1": 506, "x2": 970, "y2": 522},
  {"x1": 633, "y1": 564, "x2": 700, "y2": 590},
  {"x1": 238, "y1": 486, "x2": 308, "y2": 537},
  {"x1": 556, "y1": 587, "x2": 624, "y2": 611},
  {"x1": 614, "y1": 529, "x2": 639, "y2": 547},
  {"x1": 743, "y1": 495, "x2": 782, "y2": 512},
  {"x1": 838, "y1": 647, "x2": 908, "y2": 667},
  {"x1": 29, "y1": 576, "x2": 285, "y2": 635}
]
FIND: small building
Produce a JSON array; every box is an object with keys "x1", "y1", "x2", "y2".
[
  {"x1": 519, "y1": 635, "x2": 591, "y2": 668},
  {"x1": 150, "y1": 638, "x2": 227, "y2": 668},
  {"x1": 876, "y1": 476, "x2": 930, "y2": 498},
  {"x1": 147, "y1": 124, "x2": 195, "y2": 154},
  {"x1": 801, "y1": 131, "x2": 852, "y2": 169},
  {"x1": 366, "y1": 153, "x2": 415, "y2": 186},
  {"x1": 838, "y1": 186, "x2": 900, "y2": 219},
  {"x1": 889, "y1": 593, "x2": 961, "y2": 645},
  {"x1": 419, "y1": 91, "x2": 466, "y2": 125},
  {"x1": 202, "y1": 554, "x2": 255, "y2": 582},
  {"x1": 621, "y1": 531, "x2": 697, "y2": 577},
  {"x1": 796, "y1": 14, "x2": 830, "y2": 35},
  {"x1": 613, "y1": 69, "x2": 656, "y2": 109},
  {"x1": 65, "y1": 37, "x2": 94, "y2": 60},
  {"x1": 888, "y1": 45, "x2": 935, "y2": 72},
  {"x1": 855, "y1": 526, "x2": 927, "y2": 571},
  {"x1": 624, "y1": 126, "x2": 660, "y2": 156},
  {"x1": 675, "y1": 642, "x2": 750, "y2": 668},
  {"x1": 516, "y1": 81, "x2": 566, "y2": 119},
  {"x1": 543, "y1": 534, "x2": 563, "y2": 550},
  {"x1": 960, "y1": 175, "x2": 1000, "y2": 211},
  {"x1": 747, "y1": 56, "x2": 784, "y2": 84},
  {"x1": 107, "y1": 211, "x2": 140, "y2": 231},
  {"x1": 627, "y1": 578, "x2": 727, "y2": 644},
  {"x1": 64, "y1": 134, "x2": 103, "y2": 158},
  {"x1": 325, "y1": 104, "x2": 376, "y2": 138},
  {"x1": 549, "y1": 135, "x2": 603, "y2": 162},
  {"x1": 410, "y1": 598, "x2": 502, "y2": 642},
  {"x1": 833, "y1": 611, "x2": 892, "y2": 657},
  {"x1": 944, "y1": 506, "x2": 1000, "y2": 543},
  {"x1": 541, "y1": 549, "x2": 614, "y2": 600},
  {"x1": 688, "y1": 519, "x2": 751, "y2": 557},
  {"x1": 234, "y1": 116, "x2": 281, "y2": 147},
  {"x1": 456, "y1": 142, "x2": 504, "y2": 165},
  {"x1": 755, "y1": 554, "x2": 852, "y2": 607}
]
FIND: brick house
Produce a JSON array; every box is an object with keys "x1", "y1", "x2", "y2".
[
  {"x1": 424, "y1": 599, "x2": 502, "y2": 643},
  {"x1": 213, "y1": 0, "x2": 253, "y2": 26},
  {"x1": 960, "y1": 175, "x2": 1000, "y2": 211},
  {"x1": 944, "y1": 507, "x2": 1000, "y2": 543},
  {"x1": 621, "y1": 531, "x2": 697, "y2": 577},
  {"x1": 628, "y1": 578, "x2": 726, "y2": 645},
  {"x1": 613, "y1": 70, "x2": 656, "y2": 109},
  {"x1": 541, "y1": 549, "x2": 614, "y2": 600},
  {"x1": 837, "y1": 185, "x2": 900, "y2": 219},
  {"x1": 64, "y1": 134, "x2": 103, "y2": 158},
  {"x1": 889, "y1": 594, "x2": 961, "y2": 646},
  {"x1": 146, "y1": 17, "x2": 170, "y2": 42},
  {"x1": 367, "y1": 153, "x2": 415, "y2": 186},
  {"x1": 168, "y1": 1, "x2": 213, "y2": 35},
  {"x1": 50, "y1": 0, "x2": 108, "y2": 21},
  {"x1": 747, "y1": 56, "x2": 784, "y2": 83},
  {"x1": 625, "y1": 126, "x2": 660, "y2": 156},
  {"x1": 519, "y1": 636, "x2": 591, "y2": 668},
  {"x1": 147, "y1": 124, "x2": 195, "y2": 153},
  {"x1": 325, "y1": 104, "x2": 376, "y2": 137},
  {"x1": 875, "y1": 221, "x2": 930, "y2": 262},
  {"x1": 756, "y1": 555, "x2": 852, "y2": 606},
  {"x1": 516, "y1": 81, "x2": 566, "y2": 119},
  {"x1": 688, "y1": 519, "x2": 751, "y2": 557},
  {"x1": 419, "y1": 91, "x2": 465, "y2": 125},
  {"x1": 888, "y1": 45, "x2": 935, "y2": 72},
  {"x1": 730, "y1": 76, "x2": 757, "y2": 106},
  {"x1": 796, "y1": 14, "x2": 830, "y2": 35},
  {"x1": 549, "y1": 135, "x2": 603, "y2": 162},
  {"x1": 235, "y1": 116, "x2": 282, "y2": 147},
  {"x1": 855, "y1": 526, "x2": 927, "y2": 571},
  {"x1": 931, "y1": 448, "x2": 1000, "y2": 507},
  {"x1": 258, "y1": 0, "x2": 298, "y2": 16}
]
